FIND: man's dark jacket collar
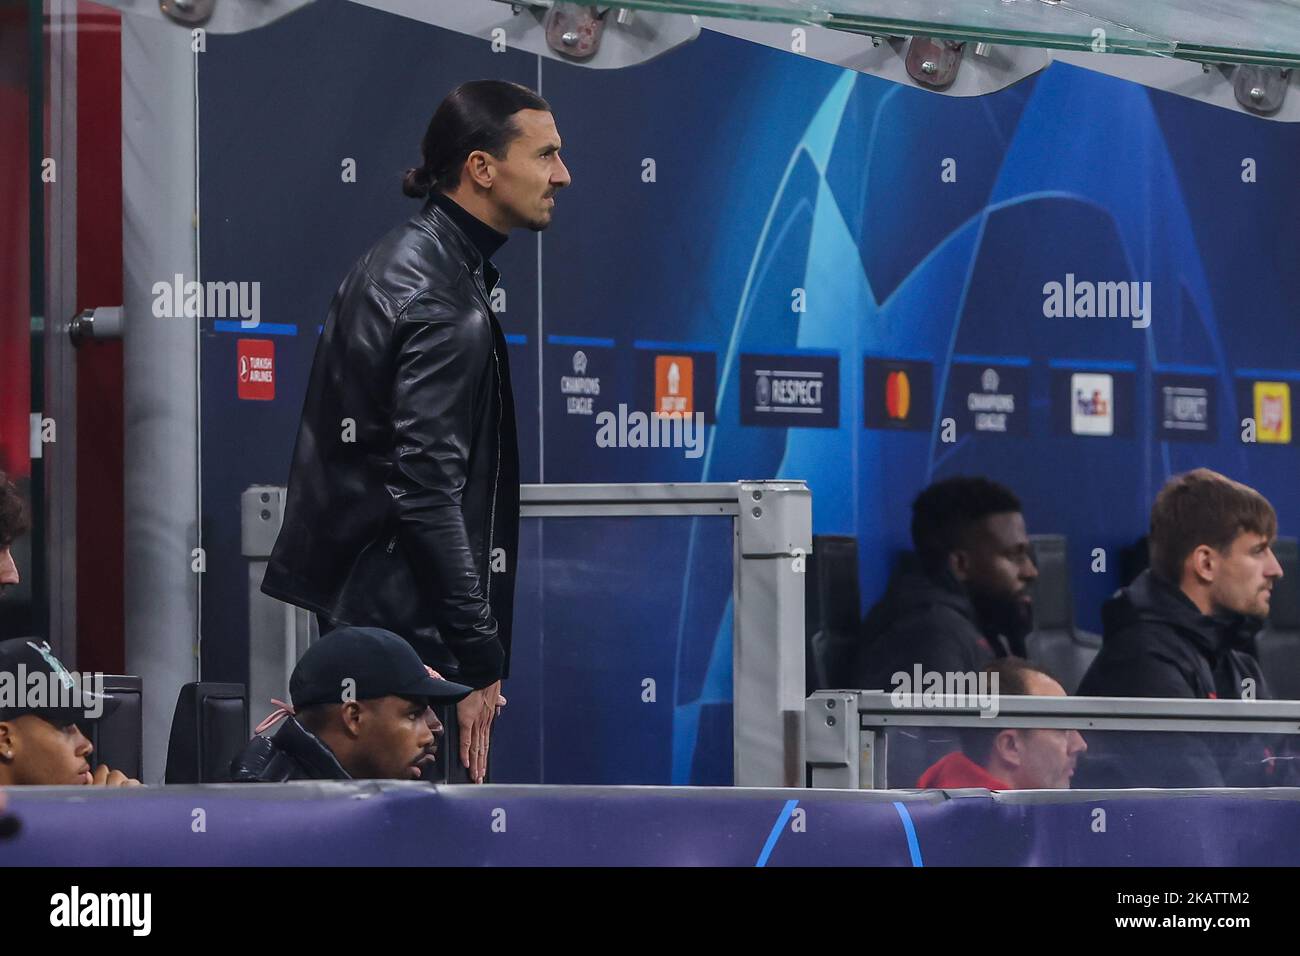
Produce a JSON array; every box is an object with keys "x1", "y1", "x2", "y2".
[
  {"x1": 1104, "y1": 569, "x2": 1263, "y2": 659},
  {"x1": 232, "y1": 716, "x2": 351, "y2": 782},
  {"x1": 422, "y1": 191, "x2": 507, "y2": 292}
]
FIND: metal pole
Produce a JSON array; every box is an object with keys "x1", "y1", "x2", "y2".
[
  {"x1": 41, "y1": 0, "x2": 78, "y2": 662},
  {"x1": 121, "y1": 14, "x2": 199, "y2": 781},
  {"x1": 242, "y1": 485, "x2": 315, "y2": 736},
  {"x1": 733, "y1": 479, "x2": 810, "y2": 787}
]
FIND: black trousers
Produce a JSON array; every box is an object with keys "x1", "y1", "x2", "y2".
[{"x1": 316, "y1": 612, "x2": 483, "y2": 783}]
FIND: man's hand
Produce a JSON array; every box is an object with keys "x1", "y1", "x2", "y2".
[
  {"x1": 457, "y1": 680, "x2": 503, "y2": 784},
  {"x1": 90, "y1": 764, "x2": 141, "y2": 787},
  {"x1": 0, "y1": 789, "x2": 17, "y2": 839}
]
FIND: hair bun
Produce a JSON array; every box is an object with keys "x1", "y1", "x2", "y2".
[{"x1": 402, "y1": 166, "x2": 433, "y2": 198}]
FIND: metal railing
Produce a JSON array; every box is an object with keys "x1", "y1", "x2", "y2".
[
  {"x1": 245, "y1": 480, "x2": 811, "y2": 787},
  {"x1": 806, "y1": 689, "x2": 1300, "y2": 789}
]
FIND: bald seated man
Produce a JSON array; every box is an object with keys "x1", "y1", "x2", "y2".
[{"x1": 916, "y1": 657, "x2": 1087, "y2": 789}]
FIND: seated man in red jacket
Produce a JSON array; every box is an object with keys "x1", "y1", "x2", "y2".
[{"x1": 916, "y1": 657, "x2": 1087, "y2": 789}]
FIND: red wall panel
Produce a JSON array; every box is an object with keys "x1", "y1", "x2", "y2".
[
  {"x1": 0, "y1": 6, "x2": 31, "y2": 482},
  {"x1": 74, "y1": 0, "x2": 124, "y2": 671}
]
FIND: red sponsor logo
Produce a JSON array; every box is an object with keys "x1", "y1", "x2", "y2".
[{"x1": 237, "y1": 339, "x2": 275, "y2": 401}]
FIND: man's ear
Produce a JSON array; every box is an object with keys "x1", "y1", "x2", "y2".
[
  {"x1": 339, "y1": 701, "x2": 364, "y2": 738},
  {"x1": 992, "y1": 730, "x2": 1022, "y2": 769},
  {"x1": 1188, "y1": 544, "x2": 1217, "y2": 585},
  {"x1": 465, "y1": 150, "x2": 495, "y2": 190},
  {"x1": 948, "y1": 549, "x2": 971, "y2": 582},
  {"x1": 0, "y1": 721, "x2": 15, "y2": 760}
]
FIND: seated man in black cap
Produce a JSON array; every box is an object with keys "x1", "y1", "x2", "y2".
[
  {"x1": 0, "y1": 638, "x2": 139, "y2": 786},
  {"x1": 232, "y1": 625, "x2": 473, "y2": 782}
]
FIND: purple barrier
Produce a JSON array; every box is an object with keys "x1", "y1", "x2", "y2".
[{"x1": 2, "y1": 784, "x2": 1298, "y2": 866}]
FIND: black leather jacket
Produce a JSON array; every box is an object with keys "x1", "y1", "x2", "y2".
[
  {"x1": 261, "y1": 198, "x2": 520, "y2": 688},
  {"x1": 230, "y1": 717, "x2": 351, "y2": 782}
]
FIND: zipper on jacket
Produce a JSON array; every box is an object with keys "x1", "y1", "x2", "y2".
[
  {"x1": 471, "y1": 267, "x2": 502, "y2": 605},
  {"x1": 486, "y1": 338, "x2": 502, "y2": 602}
]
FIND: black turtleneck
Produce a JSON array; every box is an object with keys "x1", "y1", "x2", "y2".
[{"x1": 430, "y1": 189, "x2": 508, "y2": 266}]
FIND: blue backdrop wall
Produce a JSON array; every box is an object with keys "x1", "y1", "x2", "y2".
[{"x1": 196, "y1": 0, "x2": 1300, "y2": 784}]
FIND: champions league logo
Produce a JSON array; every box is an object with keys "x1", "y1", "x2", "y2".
[
  {"x1": 756, "y1": 373, "x2": 771, "y2": 407},
  {"x1": 561, "y1": 350, "x2": 600, "y2": 415},
  {"x1": 965, "y1": 366, "x2": 1016, "y2": 433}
]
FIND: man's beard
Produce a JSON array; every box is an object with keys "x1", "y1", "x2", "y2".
[{"x1": 969, "y1": 588, "x2": 1034, "y2": 655}]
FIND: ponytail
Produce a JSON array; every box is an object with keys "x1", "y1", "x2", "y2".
[
  {"x1": 403, "y1": 79, "x2": 550, "y2": 198},
  {"x1": 402, "y1": 165, "x2": 435, "y2": 198}
]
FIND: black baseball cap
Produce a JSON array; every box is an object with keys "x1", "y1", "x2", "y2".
[
  {"x1": 0, "y1": 638, "x2": 120, "y2": 724},
  {"x1": 290, "y1": 626, "x2": 473, "y2": 709}
]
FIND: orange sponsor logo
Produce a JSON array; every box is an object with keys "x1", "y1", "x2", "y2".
[{"x1": 655, "y1": 355, "x2": 694, "y2": 416}]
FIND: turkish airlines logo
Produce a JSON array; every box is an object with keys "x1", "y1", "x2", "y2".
[{"x1": 237, "y1": 339, "x2": 275, "y2": 401}]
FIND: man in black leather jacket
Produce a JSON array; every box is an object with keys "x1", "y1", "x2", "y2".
[
  {"x1": 261, "y1": 81, "x2": 570, "y2": 783},
  {"x1": 231, "y1": 626, "x2": 473, "y2": 782}
]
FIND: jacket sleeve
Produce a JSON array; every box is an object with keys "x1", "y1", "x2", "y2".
[{"x1": 385, "y1": 289, "x2": 505, "y2": 688}]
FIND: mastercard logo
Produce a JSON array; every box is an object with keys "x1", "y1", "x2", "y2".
[{"x1": 885, "y1": 370, "x2": 911, "y2": 420}]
